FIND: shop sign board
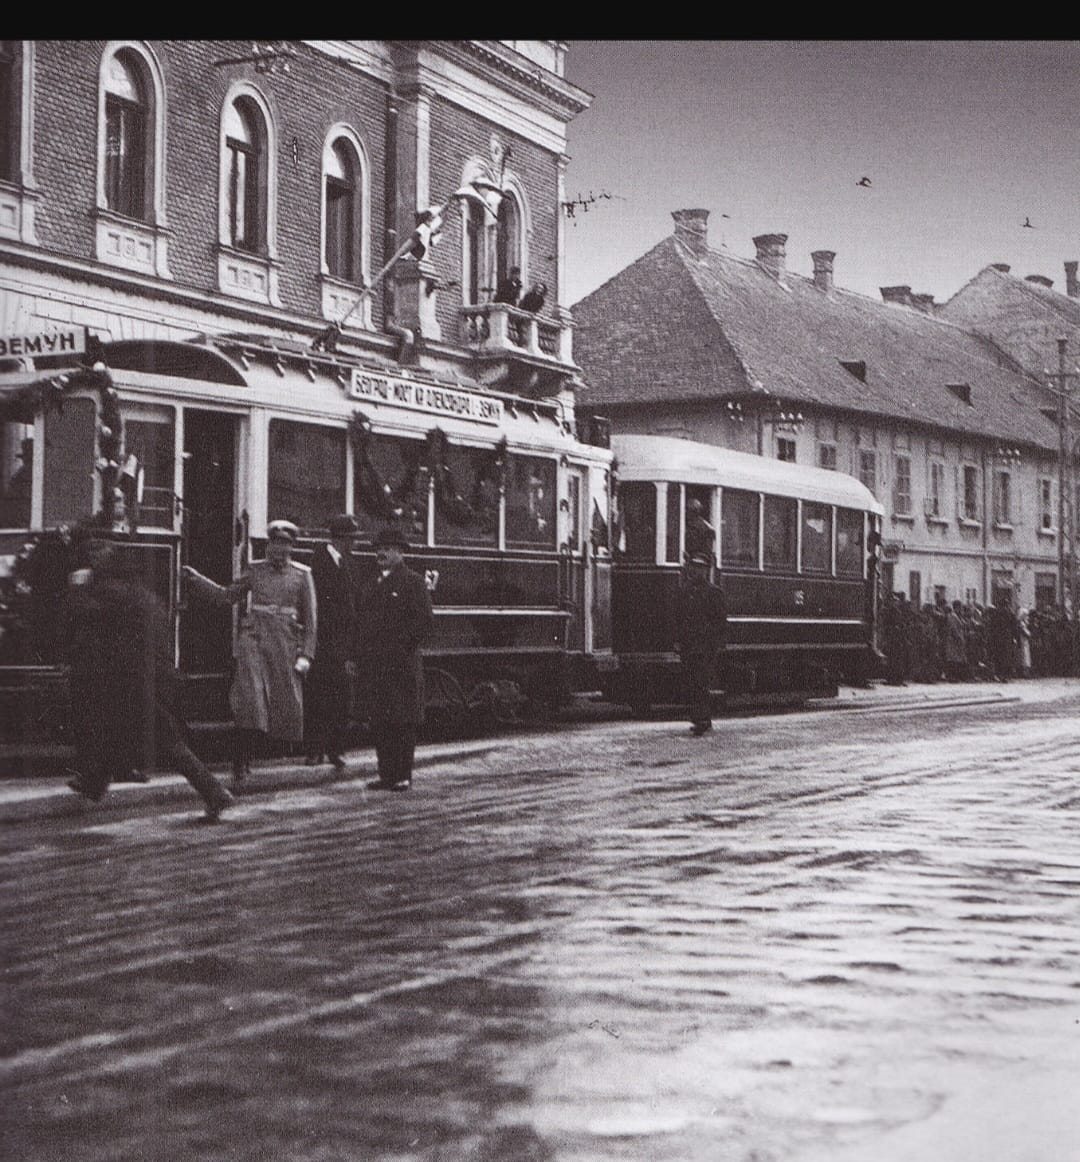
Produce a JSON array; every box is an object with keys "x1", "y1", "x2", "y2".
[
  {"x1": 0, "y1": 326, "x2": 87, "y2": 358},
  {"x1": 349, "y1": 369, "x2": 502, "y2": 425}
]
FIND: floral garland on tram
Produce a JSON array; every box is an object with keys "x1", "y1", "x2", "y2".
[{"x1": 0, "y1": 345, "x2": 130, "y2": 531}]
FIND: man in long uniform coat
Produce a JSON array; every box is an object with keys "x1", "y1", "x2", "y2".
[
  {"x1": 354, "y1": 524, "x2": 434, "y2": 791},
  {"x1": 304, "y1": 513, "x2": 360, "y2": 769},
  {"x1": 674, "y1": 552, "x2": 727, "y2": 736},
  {"x1": 183, "y1": 520, "x2": 316, "y2": 789}
]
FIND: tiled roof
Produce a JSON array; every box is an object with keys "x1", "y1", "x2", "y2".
[{"x1": 573, "y1": 236, "x2": 1059, "y2": 451}]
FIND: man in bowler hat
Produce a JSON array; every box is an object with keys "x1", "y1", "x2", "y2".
[
  {"x1": 305, "y1": 513, "x2": 360, "y2": 769},
  {"x1": 354, "y1": 523, "x2": 434, "y2": 790},
  {"x1": 674, "y1": 551, "x2": 727, "y2": 736}
]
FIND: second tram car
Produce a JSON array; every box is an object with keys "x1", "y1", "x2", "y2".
[{"x1": 603, "y1": 435, "x2": 883, "y2": 713}]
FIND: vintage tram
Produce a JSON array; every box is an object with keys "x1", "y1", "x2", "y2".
[
  {"x1": 602, "y1": 435, "x2": 884, "y2": 713},
  {"x1": 0, "y1": 333, "x2": 614, "y2": 744}
]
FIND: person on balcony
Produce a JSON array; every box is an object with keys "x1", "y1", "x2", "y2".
[
  {"x1": 494, "y1": 266, "x2": 522, "y2": 307},
  {"x1": 518, "y1": 281, "x2": 547, "y2": 313}
]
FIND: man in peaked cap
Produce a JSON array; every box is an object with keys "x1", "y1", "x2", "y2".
[
  {"x1": 674, "y1": 550, "x2": 727, "y2": 737},
  {"x1": 353, "y1": 522, "x2": 434, "y2": 791},
  {"x1": 183, "y1": 518, "x2": 316, "y2": 789},
  {"x1": 304, "y1": 513, "x2": 361, "y2": 769}
]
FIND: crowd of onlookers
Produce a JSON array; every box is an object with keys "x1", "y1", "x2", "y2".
[{"x1": 880, "y1": 594, "x2": 1080, "y2": 685}]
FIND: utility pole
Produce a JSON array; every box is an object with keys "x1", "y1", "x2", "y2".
[{"x1": 1047, "y1": 337, "x2": 1080, "y2": 612}]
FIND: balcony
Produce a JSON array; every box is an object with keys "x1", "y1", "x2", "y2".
[{"x1": 460, "y1": 303, "x2": 573, "y2": 395}]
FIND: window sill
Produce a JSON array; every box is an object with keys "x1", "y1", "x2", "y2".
[
  {"x1": 217, "y1": 246, "x2": 281, "y2": 307},
  {"x1": 1037, "y1": 527, "x2": 1057, "y2": 539},
  {"x1": 925, "y1": 515, "x2": 949, "y2": 526},
  {"x1": 891, "y1": 512, "x2": 915, "y2": 524},
  {"x1": 958, "y1": 518, "x2": 982, "y2": 529},
  {"x1": 94, "y1": 208, "x2": 171, "y2": 278},
  {"x1": 992, "y1": 522, "x2": 1014, "y2": 533}
]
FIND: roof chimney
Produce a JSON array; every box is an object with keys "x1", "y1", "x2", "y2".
[
  {"x1": 1065, "y1": 261, "x2": 1079, "y2": 299},
  {"x1": 671, "y1": 209, "x2": 710, "y2": 256},
  {"x1": 1025, "y1": 274, "x2": 1054, "y2": 289},
  {"x1": 880, "y1": 285, "x2": 913, "y2": 308},
  {"x1": 990, "y1": 263, "x2": 1011, "y2": 273},
  {"x1": 811, "y1": 250, "x2": 835, "y2": 293},
  {"x1": 753, "y1": 233, "x2": 788, "y2": 281},
  {"x1": 911, "y1": 293, "x2": 936, "y2": 314}
]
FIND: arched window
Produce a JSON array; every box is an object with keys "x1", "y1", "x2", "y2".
[
  {"x1": 495, "y1": 192, "x2": 521, "y2": 291},
  {"x1": 324, "y1": 138, "x2": 362, "y2": 283},
  {"x1": 464, "y1": 199, "x2": 486, "y2": 305},
  {"x1": 103, "y1": 50, "x2": 148, "y2": 219},
  {"x1": 224, "y1": 97, "x2": 266, "y2": 253}
]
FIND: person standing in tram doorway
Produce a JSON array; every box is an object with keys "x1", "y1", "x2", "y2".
[
  {"x1": 183, "y1": 519, "x2": 316, "y2": 791},
  {"x1": 353, "y1": 523, "x2": 434, "y2": 791},
  {"x1": 304, "y1": 513, "x2": 360, "y2": 770},
  {"x1": 674, "y1": 551, "x2": 727, "y2": 737}
]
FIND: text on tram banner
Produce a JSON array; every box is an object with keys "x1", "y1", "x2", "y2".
[
  {"x1": 348, "y1": 370, "x2": 502, "y2": 425},
  {"x1": 0, "y1": 326, "x2": 87, "y2": 358}
]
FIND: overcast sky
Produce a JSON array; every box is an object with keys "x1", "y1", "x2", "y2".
[{"x1": 562, "y1": 40, "x2": 1080, "y2": 309}]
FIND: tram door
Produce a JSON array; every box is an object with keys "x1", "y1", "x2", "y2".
[
  {"x1": 179, "y1": 410, "x2": 238, "y2": 675},
  {"x1": 562, "y1": 469, "x2": 587, "y2": 652}
]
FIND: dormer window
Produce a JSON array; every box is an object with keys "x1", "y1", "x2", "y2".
[
  {"x1": 840, "y1": 359, "x2": 866, "y2": 382},
  {"x1": 947, "y1": 382, "x2": 972, "y2": 405}
]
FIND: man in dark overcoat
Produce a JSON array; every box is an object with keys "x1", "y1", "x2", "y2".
[
  {"x1": 304, "y1": 513, "x2": 360, "y2": 769},
  {"x1": 354, "y1": 524, "x2": 434, "y2": 790},
  {"x1": 674, "y1": 552, "x2": 727, "y2": 736}
]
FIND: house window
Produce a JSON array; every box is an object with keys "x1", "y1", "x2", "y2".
[
  {"x1": 324, "y1": 137, "x2": 363, "y2": 283},
  {"x1": 461, "y1": 175, "x2": 525, "y2": 306},
  {"x1": 993, "y1": 470, "x2": 1012, "y2": 525},
  {"x1": 224, "y1": 97, "x2": 265, "y2": 253},
  {"x1": 0, "y1": 40, "x2": 17, "y2": 183},
  {"x1": 1035, "y1": 572, "x2": 1057, "y2": 610},
  {"x1": 103, "y1": 50, "x2": 147, "y2": 219},
  {"x1": 909, "y1": 570, "x2": 921, "y2": 607},
  {"x1": 927, "y1": 461, "x2": 945, "y2": 517},
  {"x1": 777, "y1": 437, "x2": 796, "y2": 462},
  {"x1": 893, "y1": 454, "x2": 912, "y2": 515},
  {"x1": 858, "y1": 449, "x2": 877, "y2": 495},
  {"x1": 961, "y1": 464, "x2": 980, "y2": 521},
  {"x1": 495, "y1": 191, "x2": 521, "y2": 293},
  {"x1": 817, "y1": 443, "x2": 837, "y2": 471}
]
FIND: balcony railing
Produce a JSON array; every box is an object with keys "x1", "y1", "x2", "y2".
[{"x1": 460, "y1": 303, "x2": 569, "y2": 363}]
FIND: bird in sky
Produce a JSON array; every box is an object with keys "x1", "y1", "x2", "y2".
[
  {"x1": 1022, "y1": 217, "x2": 1034, "y2": 228},
  {"x1": 856, "y1": 176, "x2": 872, "y2": 187}
]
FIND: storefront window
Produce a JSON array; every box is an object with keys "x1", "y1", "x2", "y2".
[
  {"x1": 801, "y1": 500, "x2": 832, "y2": 573},
  {"x1": 353, "y1": 431, "x2": 427, "y2": 543},
  {"x1": 763, "y1": 494, "x2": 797, "y2": 571},
  {"x1": 505, "y1": 454, "x2": 556, "y2": 549},
  {"x1": 0, "y1": 421, "x2": 33, "y2": 529},
  {"x1": 720, "y1": 488, "x2": 759, "y2": 568},
  {"x1": 268, "y1": 420, "x2": 346, "y2": 533},
  {"x1": 615, "y1": 481, "x2": 655, "y2": 561},
  {"x1": 432, "y1": 442, "x2": 499, "y2": 548}
]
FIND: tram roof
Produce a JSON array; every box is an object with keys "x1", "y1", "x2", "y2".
[{"x1": 612, "y1": 435, "x2": 884, "y2": 514}]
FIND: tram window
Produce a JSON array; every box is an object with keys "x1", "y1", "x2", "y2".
[
  {"x1": 433, "y1": 442, "x2": 499, "y2": 548},
  {"x1": 685, "y1": 485, "x2": 714, "y2": 557},
  {"x1": 616, "y1": 481, "x2": 656, "y2": 561},
  {"x1": 763, "y1": 495, "x2": 797, "y2": 571},
  {"x1": 0, "y1": 422, "x2": 33, "y2": 529},
  {"x1": 665, "y1": 483, "x2": 681, "y2": 563},
  {"x1": 353, "y1": 431, "x2": 427, "y2": 543},
  {"x1": 124, "y1": 418, "x2": 174, "y2": 528},
  {"x1": 836, "y1": 507, "x2": 865, "y2": 576},
  {"x1": 43, "y1": 398, "x2": 96, "y2": 527},
  {"x1": 506, "y1": 454, "x2": 556, "y2": 549},
  {"x1": 721, "y1": 488, "x2": 759, "y2": 568},
  {"x1": 268, "y1": 419, "x2": 346, "y2": 533},
  {"x1": 801, "y1": 501, "x2": 832, "y2": 573}
]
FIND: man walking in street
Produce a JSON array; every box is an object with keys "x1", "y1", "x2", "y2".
[
  {"x1": 674, "y1": 551, "x2": 727, "y2": 736},
  {"x1": 304, "y1": 513, "x2": 360, "y2": 770},
  {"x1": 65, "y1": 531, "x2": 233, "y2": 821},
  {"x1": 354, "y1": 523, "x2": 434, "y2": 791}
]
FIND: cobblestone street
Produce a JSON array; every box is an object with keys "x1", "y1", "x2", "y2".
[{"x1": 3, "y1": 683, "x2": 1080, "y2": 1161}]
